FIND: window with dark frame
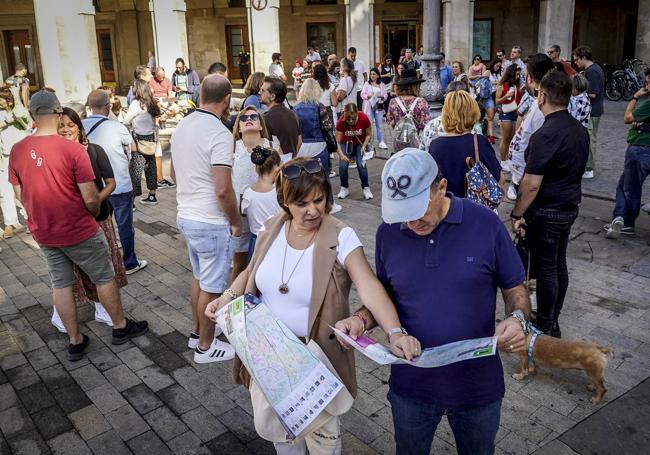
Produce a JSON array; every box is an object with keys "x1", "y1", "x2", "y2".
[{"x1": 306, "y1": 23, "x2": 337, "y2": 59}]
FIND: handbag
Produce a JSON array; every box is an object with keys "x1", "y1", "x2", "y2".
[
  {"x1": 137, "y1": 140, "x2": 157, "y2": 156},
  {"x1": 249, "y1": 340, "x2": 354, "y2": 443},
  {"x1": 465, "y1": 133, "x2": 504, "y2": 210},
  {"x1": 318, "y1": 104, "x2": 337, "y2": 154},
  {"x1": 501, "y1": 87, "x2": 518, "y2": 113}
]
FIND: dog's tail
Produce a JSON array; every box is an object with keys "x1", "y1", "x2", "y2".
[{"x1": 598, "y1": 346, "x2": 615, "y2": 358}]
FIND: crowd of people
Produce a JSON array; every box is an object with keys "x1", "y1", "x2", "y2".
[{"x1": 0, "y1": 38, "x2": 648, "y2": 455}]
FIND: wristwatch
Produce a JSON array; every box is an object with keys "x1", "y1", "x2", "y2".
[
  {"x1": 387, "y1": 327, "x2": 408, "y2": 341},
  {"x1": 509, "y1": 310, "x2": 529, "y2": 335},
  {"x1": 632, "y1": 96, "x2": 639, "y2": 101}
]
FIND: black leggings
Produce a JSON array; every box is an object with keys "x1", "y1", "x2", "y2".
[{"x1": 130, "y1": 133, "x2": 157, "y2": 196}]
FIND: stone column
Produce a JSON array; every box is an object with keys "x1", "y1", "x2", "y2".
[
  {"x1": 537, "y1": 0, "x2": 575, "y2": 59},
  {"x1": 420, "y1": 0, "x2": 443, "y2": 107},
  {"x1": 150, "y1": 0, "x2": 189, "y2": 73},
  {"x1": 345, "y1": 0, "x2": 375, "y2": 73},
  {"x1": 33, "y1": 0, "x2": 101, "y2": 103},
  {"x1": 247, "y1": 0, "x2": 281, "y2": 74},
  {"x1": 442, "y1": 0, "x2": 474, "y2": 66},
  {"x1": 636, "y1": 0, "x2": 650, "y2": 62}
]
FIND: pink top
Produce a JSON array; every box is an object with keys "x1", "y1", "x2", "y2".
[{"x1": 360, "y1": 81, "x2": 388, "y2": 117}]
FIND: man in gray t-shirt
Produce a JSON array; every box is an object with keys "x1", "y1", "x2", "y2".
[{"x1": 573, "y1": 45, "x2": 604, "y2": 178}]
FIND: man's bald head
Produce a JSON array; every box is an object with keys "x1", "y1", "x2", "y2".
[
  {"x1": 200, "y1": 74, "x2": 232, "y2": 105},
  {"x1": 86, "y1": 89, "x2": 110, "y2": 114}
]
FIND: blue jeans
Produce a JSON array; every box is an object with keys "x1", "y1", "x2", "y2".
[
  {"x1": 370, "y1": 107, "x2": 384, "y2": 143},
  {"x1": 339, "y1": 143, "x2": 369, "y2": 189},
  {"x1": 109, "y1": 191, "x2": 139, "y2": 270},
  {"x1": 613, "y1": 144, "x2": 650, "y2": 228},
  {"x1": 388, "y1": 390, "x2": 501, "y2": 455}
]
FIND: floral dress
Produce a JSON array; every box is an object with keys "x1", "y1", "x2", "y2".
[{"x1": 385, "y1": 96, "x2": 432, "y2": 132}]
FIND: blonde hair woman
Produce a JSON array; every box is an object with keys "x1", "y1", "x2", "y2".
[
  {"x1": 231, "y1": 106, "x2": 280, "y2": 278},
  {"x1": 293, "y1": 79, "x2": 330, "y2": 172},
  {"x1": 428, "y1": 91, "x2": 505, "y2": 198}
]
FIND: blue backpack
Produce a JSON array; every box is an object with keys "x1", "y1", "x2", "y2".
[
  {"x1": 476, "y1": 77, "x2": 491, "y2": 100},
  {"x1": 465, "y1": 134, "x2": 504, "y2": 210}
]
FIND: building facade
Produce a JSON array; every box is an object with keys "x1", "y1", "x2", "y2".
[{"x1": 0, "y1": 0, "x2": 648, "y2": 102}]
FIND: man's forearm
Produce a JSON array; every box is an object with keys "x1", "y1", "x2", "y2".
[
  {"x1": 352, "y1": 306, "x2": 377, "y2": 331},
  {"x1": 502, "y1": 284, "x2": 531, "y2": 319},
  {"x1": 512, "y1": 177, "x2": 540, "y2": 217},
  {"x1": 85, "y1": 201, "x2": 100, "y2": 217},
  {"x1": 217, "y1": 190, "x2": 241, "y2": 229}
]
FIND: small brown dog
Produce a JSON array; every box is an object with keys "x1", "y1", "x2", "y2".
[{"x1": 512, "y1": 332, "x2": 613, "y2": 404}]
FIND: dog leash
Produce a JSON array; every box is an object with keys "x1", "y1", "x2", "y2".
[{"x1": 526, "y1": 323, "x2": 542, "y2": 365}]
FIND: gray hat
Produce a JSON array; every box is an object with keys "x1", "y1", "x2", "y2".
[
  {"x1": 29, "y1": 90, "x2": 63, "y2": 115},
  {"x1": 381, "y1": 148, "x2": 439, "y2": 224}
]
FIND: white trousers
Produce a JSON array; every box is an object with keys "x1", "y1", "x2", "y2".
[{"x1": 0, "y1": 155, "x2": 18, "y2": 226}]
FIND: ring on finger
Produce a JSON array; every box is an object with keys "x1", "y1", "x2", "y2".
[{"x1": 509, "y1": 344, "x2": 514, "y2": 350}]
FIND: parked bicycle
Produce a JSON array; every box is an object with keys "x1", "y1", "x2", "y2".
[{"x1": 605, "y1": 59, "x2": 648, "y2": 101}]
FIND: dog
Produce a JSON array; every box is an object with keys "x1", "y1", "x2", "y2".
[{"x1": 512, "y1": 330, "x2": 614, "y2": 405}]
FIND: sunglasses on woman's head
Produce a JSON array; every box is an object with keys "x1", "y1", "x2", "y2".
[
  {"x1": 281, "y1": 159, "x2": 323, "y2": 179},
  {"x1": 240, "y1": 113, "x2": 259, "y2": 122}
]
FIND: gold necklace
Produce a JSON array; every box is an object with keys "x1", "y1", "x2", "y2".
[{"x1": 279, "y1": 223, "x2": 317, "y2": 294}]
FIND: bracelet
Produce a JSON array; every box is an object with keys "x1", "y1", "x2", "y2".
[
  {"x1": 222, "y1": 288, "x2": 237, "y2": 300},
  {"x1": 352, "y1": 313, "x2": 366, "y2": 333},
  {"x1": 510, "y1": 211, "x2": 522, "y2": 220},
  {"x1": 632, "y1": 96, "x2": 639, "y2": 101}
]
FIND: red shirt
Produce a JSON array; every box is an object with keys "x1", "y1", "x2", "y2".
[
  {"x1": 149, "y1": 77, "x2": 172, "y2": 98},
  {"x1": 335, "y1": 112, "x2": 371, "y2": 145},
  {"x1": 8, "y1": 135, "x2": 99, "y2": 247}
]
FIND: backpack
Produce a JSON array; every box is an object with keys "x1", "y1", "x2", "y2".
[
  {"x1": 393, "y1": 97, "x2": 420, "y2": 153},
  {"x1": 476, "y1": 77, "x2": 491, "y2": 100},
  {"x1": 465, "y1": 134, "x2": 504, "y2": 210}
]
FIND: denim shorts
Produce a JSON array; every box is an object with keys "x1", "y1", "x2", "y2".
[
  {"x1": 498, "y1": 110, "x2": 517, "y2": 122},
  {"x1": 40, "y1": 228, "x2": 115, "y2": 289},
  {"x1": 232, "y1": 216, "x2": 252, "y2": 254},
  {"x1": 482, "y1": 96, "x2": 495, "y2": 110},
  {"x1": 177, "y1": 217, "x2": 235, "y2": 294}
]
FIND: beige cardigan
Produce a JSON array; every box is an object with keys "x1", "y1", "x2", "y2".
[{"x1": 233, "y1": 212, "x2": 358, "y2": 398}]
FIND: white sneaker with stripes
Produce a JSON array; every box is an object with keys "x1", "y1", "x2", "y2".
[{"x1": 193, "y1": 339, "x2": 235, "y2": 364}]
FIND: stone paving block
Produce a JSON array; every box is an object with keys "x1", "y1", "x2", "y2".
[
  {"x1": 368, "y1": 405, "x2": 394, "y2": 433},
  {"x1": 180, "y1": 405, "x2": 228, "y2": 442},
  {"x1": 70, "y1": 364, "x2": 108, "y2": 392},
  {"x1": 157, "y1": 383, "x2": 200, "y2": 415},
  {"x1": 205, "y1": 431, "x2": 251, "y2": 455},
  {"x1": 497, "y1": 429, "x2": 540, "y2": 455},
  {"x1": 126, "y1": 430, "x2": 172, "y2": 455},
  {"x1": 159, "y1": 330, "x2": 190, "y2": 354},
  {"x1": 7, "y1": 432, "x2": 51, "y2": 455},
  {"x1": 341, "y1": 408, "x2": 386, "y2": 445},
  {"x1": 14, "y1": 330, "x2": 47, "y2": 353},
  {"x1": 148, "y1": 347, "x2": 187, "y2": 373},
  {"x1": 369, "y1": 432, "x2": 394, "y2": 455},
  {"x1": 16, "y1": 381, "x2": 56, "y2": 414},
  {"x1": 68, "y1": 404, "x2": 112, "y2": 441},
  {"x1": 47, "y1": 430, "x2": 92, "y2": 455},
  {"x1": 122, "y1": 384, "x2": 164, "y2": 415},
  {"x1": 246, "y1": 437, "x2": 276, "y2": 455},
  {"x1": 86, "y1": 347, "x2": 122, "y2": 372},
  {"x1": 86, "y1": 383, "x2": 128, "y2": 414},
  {"x1": 11, "y1": 292, "x2": 39, "y2": 309},
  {"x1": 25, "y1": 346, "x2": 59, "y2": 371},
  {"x1": 352, "y1": 388, "x2": 386, "y2": 417},
  {"x1": 86, "y1": 429, "x2": 132, "y2": 455},
  {"x1": 38, "y1": 364, "x2": 75, "y2": 391},
  {"x1": 54, "y1": 348, "x2": 90, "y2": 371},
  {"x1": 6, "y1": 363, "x2": 41, "y2": 390},
  {"x1": 103, "y1": 364, "x2": 142, "y2": 392},
  {"x1": 135, "y1": 365, "x2": 174, "y2": 392},
  {"x1": 53, "y1": 384, "x2": 93, "y2": 414},
  {"x1": 217, "y1": 406, "x2": 258, "y2": 443},
  {"x1": 167, "y1": 431, "x2": 212, "y2": 455},
  {"x1": 0, "y1": 382, "x2": 19, "y2": 411},
  {"x1": 0, "y1": 351, "x2": 27, "y2": 370},
  {"x1": 0, "y1": 368, "x2": 6, "y2": 385},
  {"x1": 0, "y1": 405, "x2": 35, "y2": 439},
  {"x1": 32, "y1": 405, "x2": 74, "y2": 441},
  {"x1": 117, "y1": 346, "x2": 154, "y2": 371},
  {"x1": 21, "y1": 304, "x2": 49, "y2": 323},
  {"x1": 144, "y1": 406, "x2": 189, "y2": 442},
  {"x1": 105, "y1": 404, "x2": 150, "y2": 441}
]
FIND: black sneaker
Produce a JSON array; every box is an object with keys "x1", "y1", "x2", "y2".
[
  {"x1": 551, "y1": 322, "x2": 562, "y2": 339},
  {"x1": 157, "y1": 179, "x2": 176, "y2": 189},
  {"x1": 68, "y1": 334, "x2": 90, "y2": 361},
  {"x1": 112, "y1": 318, "x2": 149, "y2": 345},
  {"x1": 140, "y1": 194, "x2": 158, "y2": 206}
]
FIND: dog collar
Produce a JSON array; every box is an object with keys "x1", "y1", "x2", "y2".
[{"x1": 527, "y1": 324, "x2": 542, "y2": 365}]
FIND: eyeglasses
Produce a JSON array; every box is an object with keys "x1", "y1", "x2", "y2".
[
  {"x1": 547, "y1": 50, "x2": 557, "y2": 55},
  {"x1": 239, "y1": 113, "x2": 259, "y2": 122},
  {"x1": 281, "y1": 159, "x2": 323, "y2": 179}
]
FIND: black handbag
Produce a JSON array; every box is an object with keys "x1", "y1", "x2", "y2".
[{"x1": 318, "y1": 104, "x2": 337, "y2": 154}]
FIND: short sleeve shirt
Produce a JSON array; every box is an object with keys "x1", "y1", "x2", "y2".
[
  {"x1": 264, "y1": 105, "x2": 301, "y2": 156},
  {"x1": 584, "y1": 63, "x2": 605, "y2": 117},
  {"x1": 524, "y1": 110, "x2": 589, "y2": 213},
  {"x1": 8, "y1": 135, "x2": 99, "y2": 247},
  {"x1": 375, "y1": 196, "x2": 525, "y2": 411},
  {"x1": 269, "y1": 63, "x2": 284, "y2": 78},
  {"x1": 336, "y1": 112, "x2": 371, "y2": 145},
  {"x1": 171, "y1": 109, "x2": 235, "y2": 225},
  {"x1": 628, "y1": 97, "x2": 650, "y2": 147}
]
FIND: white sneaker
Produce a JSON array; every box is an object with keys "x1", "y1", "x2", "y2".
[
  {"x1": 582, "y1": 170, "x2": 594, "y2": 179},
  {"x1": 125, "y1": 260, "x2": 148, "y2": 275},
  {"x1": 604, "y1": 216, "x2": 624, "y2": 239},
  {"x1": 51, "y1": 308, "x2": 66, "y2": 333},
  {"x1": 337, "y1": 187, "x2": 349, "y2": 199},
  {"x1": 349, "y1": 161, "x2": 357, "y2": 169},
  {"x1": 363, "y1": 187, "x2": 374, "y2": 200},
  {"x1": 193, "y1": 339, "x2": 235, "y2": 364},
  {"x1": 506, "y1": 184, "x2": 517, "y2": 201},
  {"x1": 378, "y1": 141, "x2": 388, "y2": 149},
  {"x1": 330, "y1": 203, "x2": 342, "y2": 214},
  {"x1": 189, "y1": 326, "x2": 223, "y2": 350},
  {"x1": 329, "y1": 170, "x2": 337, "y2": 178},
  {"x1": 94, "y1": 302, "x2": 113, "y2": 327}
]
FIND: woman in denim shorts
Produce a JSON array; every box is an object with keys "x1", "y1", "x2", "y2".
[{"x1": 496, "y1": 64, "x2": 522, "y2": 163}]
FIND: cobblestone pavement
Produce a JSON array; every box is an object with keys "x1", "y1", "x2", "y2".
[{"x1": 1, "y1": 102, "x2": 649, "y2": 455}]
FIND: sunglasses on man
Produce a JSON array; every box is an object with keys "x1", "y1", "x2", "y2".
[
  {"x1": 281, "y1": 159, "x2": 323, "y2": 179},
  {"x1": 239, "y1": 113, "x2": 259, "y2": 122}
]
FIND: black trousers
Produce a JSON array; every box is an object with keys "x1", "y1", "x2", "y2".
[{"x1": 526, "y1": 207, "x2": 578, "y2": 332}]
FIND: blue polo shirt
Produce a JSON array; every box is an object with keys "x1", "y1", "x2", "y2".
[{"x1": 375, "y1": 195, "x2": 525, "y2": 411}]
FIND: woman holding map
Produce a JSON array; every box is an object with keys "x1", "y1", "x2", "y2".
[{"x1": 206, "y1": 156, "x2": 420, "y2": 455}]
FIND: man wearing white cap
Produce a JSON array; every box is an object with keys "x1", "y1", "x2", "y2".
[{"x1": 338, "y1": 148, "x2": 530, "y2": 454}]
